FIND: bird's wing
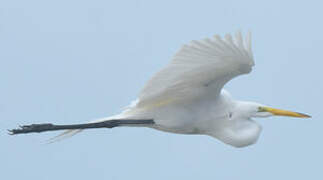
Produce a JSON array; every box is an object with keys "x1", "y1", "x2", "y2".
[{"x1": 137, "y1": 31, "x2": 254, "y2": 107}]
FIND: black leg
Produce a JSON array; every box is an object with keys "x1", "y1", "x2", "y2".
[{"x1": 8, "y1": 119, "x2": 155, "y2": 135}]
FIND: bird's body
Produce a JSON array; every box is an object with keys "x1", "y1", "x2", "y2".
[
  {"x1": 123, "y1": 90, "x2": 235, "y2": 135},
  {"x1": 119, "y1": 89, "x2": 262, "y2": 147},
  {"x1": 10, "y1": 31, "x2": 310, "y2": 147}
]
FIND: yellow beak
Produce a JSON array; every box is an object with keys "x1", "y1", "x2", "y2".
[{"x1": 259, "y1": 106, "x2": 311, "y2": 118}]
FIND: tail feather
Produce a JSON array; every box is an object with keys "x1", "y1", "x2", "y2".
[{"x1": 46, "y1": 129, "x2": 83, "y2": 144}]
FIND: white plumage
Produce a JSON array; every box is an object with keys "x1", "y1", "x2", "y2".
[
  {"x1": 49, "y1": 31, "x2": 310, "y2": 147},
  {"x1": 138, "y1": 32, "x2": 253, "y2": 108}
]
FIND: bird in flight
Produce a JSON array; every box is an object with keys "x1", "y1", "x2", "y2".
[{"x1": 10, "y1": 31, "x2": 310, "y2": 147}]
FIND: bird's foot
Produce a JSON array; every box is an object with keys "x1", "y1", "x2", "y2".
[{"x1": 8, "y1": 123, "x2": 54, "y2": 135}]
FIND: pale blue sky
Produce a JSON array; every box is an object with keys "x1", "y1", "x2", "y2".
[{"x1": 1, "y1": 0, "x2": 322, "y2": 179}]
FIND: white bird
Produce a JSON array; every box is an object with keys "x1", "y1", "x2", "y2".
[{"x1": 10, "y1": 31, "x2": 310, "y2": 147}]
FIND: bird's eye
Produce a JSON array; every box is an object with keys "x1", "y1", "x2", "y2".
[{"x1": 258, "y1": 106, "x2": 265, "y2": 112}]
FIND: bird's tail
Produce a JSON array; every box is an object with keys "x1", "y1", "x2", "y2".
[{"x1": 47, "y1": 129, "x2": 83, "y2": 143}]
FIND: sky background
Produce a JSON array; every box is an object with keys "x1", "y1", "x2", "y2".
[{"x1": 1, "y1": 0, "x2": 322, "y2": 179}]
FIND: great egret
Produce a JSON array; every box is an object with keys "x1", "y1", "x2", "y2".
[{"x1": 10, "y1": 31, "x2": 310, "y2": 147}]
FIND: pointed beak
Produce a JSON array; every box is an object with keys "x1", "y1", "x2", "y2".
[{"x1": 259, "y1": 106, "x2": 311, "y2": 118}]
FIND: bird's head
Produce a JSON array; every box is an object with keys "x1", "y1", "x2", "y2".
[{"x1": 235, "y1": 101, "x2": 311, "y2": 119}]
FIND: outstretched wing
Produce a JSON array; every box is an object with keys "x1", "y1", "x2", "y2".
[{"x1": 137, "y1": 31, "x2": 254, "y2": 107}]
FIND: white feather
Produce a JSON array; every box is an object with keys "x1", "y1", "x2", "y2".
[{"x1": 137, "y1": 31, "x2": 254, "y2": 108}]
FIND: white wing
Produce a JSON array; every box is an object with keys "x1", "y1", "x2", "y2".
[{"x1": 137, "y1": 31, "x2": 254, "y2": 107}]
